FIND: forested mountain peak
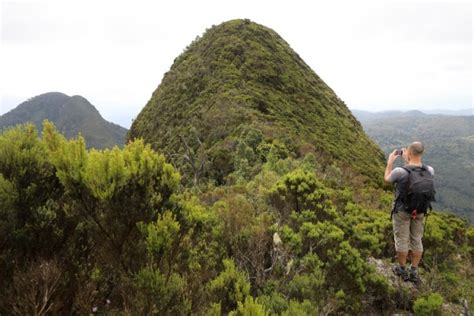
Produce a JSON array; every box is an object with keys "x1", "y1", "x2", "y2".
[
  {"x1": 0, "y1": 92, "x2": 127, "y2": 149},
  {"x1": 129, "y1": 19, "x2": 385, "y2": 186}
]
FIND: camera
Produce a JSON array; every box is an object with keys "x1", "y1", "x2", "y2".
[{"x1": 395, "y1": 149, "x2": 404, "y2": 156}]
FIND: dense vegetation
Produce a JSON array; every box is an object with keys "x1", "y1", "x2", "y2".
[
  {"x1": 0, "y1": 122, "x2": 472, "y2": 314},
  {"x1": 0, "y1": 92, "x2": 127, "y2": 149},
  {"x1": 353, "y1": 110, "x2": 474, "y2": 223},
  {"x1": 129, "y1": 19, "x2": 385, "y2": 187}
]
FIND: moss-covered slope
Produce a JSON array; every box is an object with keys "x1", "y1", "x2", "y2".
[{"x1": 129, "y1": 19, "x2": 385, "y2": 185}]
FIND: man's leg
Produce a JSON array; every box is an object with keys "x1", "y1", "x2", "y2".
[
  {"x1": 408, "y1": 213, "x2": 425, "y2": 282},
  {"x1": 392, "y1": 211, "x2": 410, "y2": 280},
  {"x1": 397, "y1": 251, "x2": 408, "y2": 266},
  {"x1": 393, "y1": 211, "x2": 411, "y2": 262},
  {"x1": 411, "y1": 250, "x2": 423, "y2": 267},
  {"x1": 409, "y1": 213, "x2": 425, "y2": 266}
]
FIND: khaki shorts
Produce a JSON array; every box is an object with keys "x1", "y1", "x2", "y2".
[{"x1": 392, "y1": 211, "x2": 425, "y2": 252}]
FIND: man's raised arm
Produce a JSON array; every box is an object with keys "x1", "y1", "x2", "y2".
[{"x1": 384, "y1": 149, "x2": 399, "y2": 183}]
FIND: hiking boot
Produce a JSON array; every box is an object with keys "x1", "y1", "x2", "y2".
[
  {"x1": 392, "y1": 265, "x2": 409, "y2": 281},
  {"x1": 408, "y1": 267, "x2": 420, "y2": 284}
]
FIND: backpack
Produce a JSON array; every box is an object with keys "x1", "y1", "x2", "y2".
[{"x1": 400, "y1": 165, "x2": 436, "y2": 215}]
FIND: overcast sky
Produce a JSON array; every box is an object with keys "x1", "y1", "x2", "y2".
[{"x1": 1, "y1": 0, "x2": 472, "y2": 128}]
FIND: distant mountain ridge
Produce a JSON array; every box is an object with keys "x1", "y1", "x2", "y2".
[
  {"x1": 352, "y1": 109, "x2": 474, "y2": 222},
  {"x1": 423, "y1": 108, "x2": 473, "y2": 116},
  {"x1": 0, "y1": 92, "x2": 127, "y2": 149},
  {"x1": 352, "y1": 108, "x2": 473, "y2": 123}
]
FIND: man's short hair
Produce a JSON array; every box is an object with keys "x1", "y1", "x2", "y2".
[{"x1": 408, "y1": 142, "x2": 424, "y2": 156}]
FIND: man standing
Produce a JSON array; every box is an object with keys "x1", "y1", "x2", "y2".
[{"x1": 384, "y1": 142, "x2": 435, "y2": 283}]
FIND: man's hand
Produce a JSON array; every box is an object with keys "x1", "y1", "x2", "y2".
[
  {"x1": 384, "y1": 149, "x2": 399, "y2": 183},
  {"x1": 387, "y1": 149, "x2": 399, "y2": 165}
]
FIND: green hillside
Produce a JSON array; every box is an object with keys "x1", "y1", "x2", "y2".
[
  {"x1": 353, "y1": 110, "x2": 474, "y2": 222},
  {"x1": 129, "y1": 19, "x2": 385, "y2": 187},
  {"x1": 0, "y1": 92, "x2": 127, "y2": 149}
]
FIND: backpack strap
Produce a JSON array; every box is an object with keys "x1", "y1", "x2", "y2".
[
  {"x1": 402, "y1": 165, "x2": 424, "y2": 172},
  {"x1": 400, "y1": 166, "x2": 411, "y2": 173}
]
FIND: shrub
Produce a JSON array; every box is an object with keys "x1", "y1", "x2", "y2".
[
  {"x1": 229, "y1": 296, "x2": 269, "y2": 316},
  {"x1": 413, "y1": 293, "x2": 443, "y2": 316},
  {"x1": 208, "y1": 259, "x2": 251, "y2": 313}
]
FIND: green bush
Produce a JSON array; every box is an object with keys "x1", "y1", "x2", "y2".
[
  {"x1": 413, "y1": 293, "x2": 443, "y2": 316},
  {"x1": 282, "y1": 300, "x2": 318, "y2": 316},
  {"x1": 229, "y1": 296, "x2": 269, "y2": 316},
  {"x1": 208, "y1": 259, "x2": 251, "y2": 313}
]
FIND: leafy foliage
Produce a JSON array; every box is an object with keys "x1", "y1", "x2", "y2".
[
  {"x1": 209, "y1": 259, "x2": 251, "y2": 313},
  {"x1": 413, "y1": 292, "x2": 443, "y2": 316},
  {"x1": 0, "y1": 122, "x2": 472, "y2": 314}
]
